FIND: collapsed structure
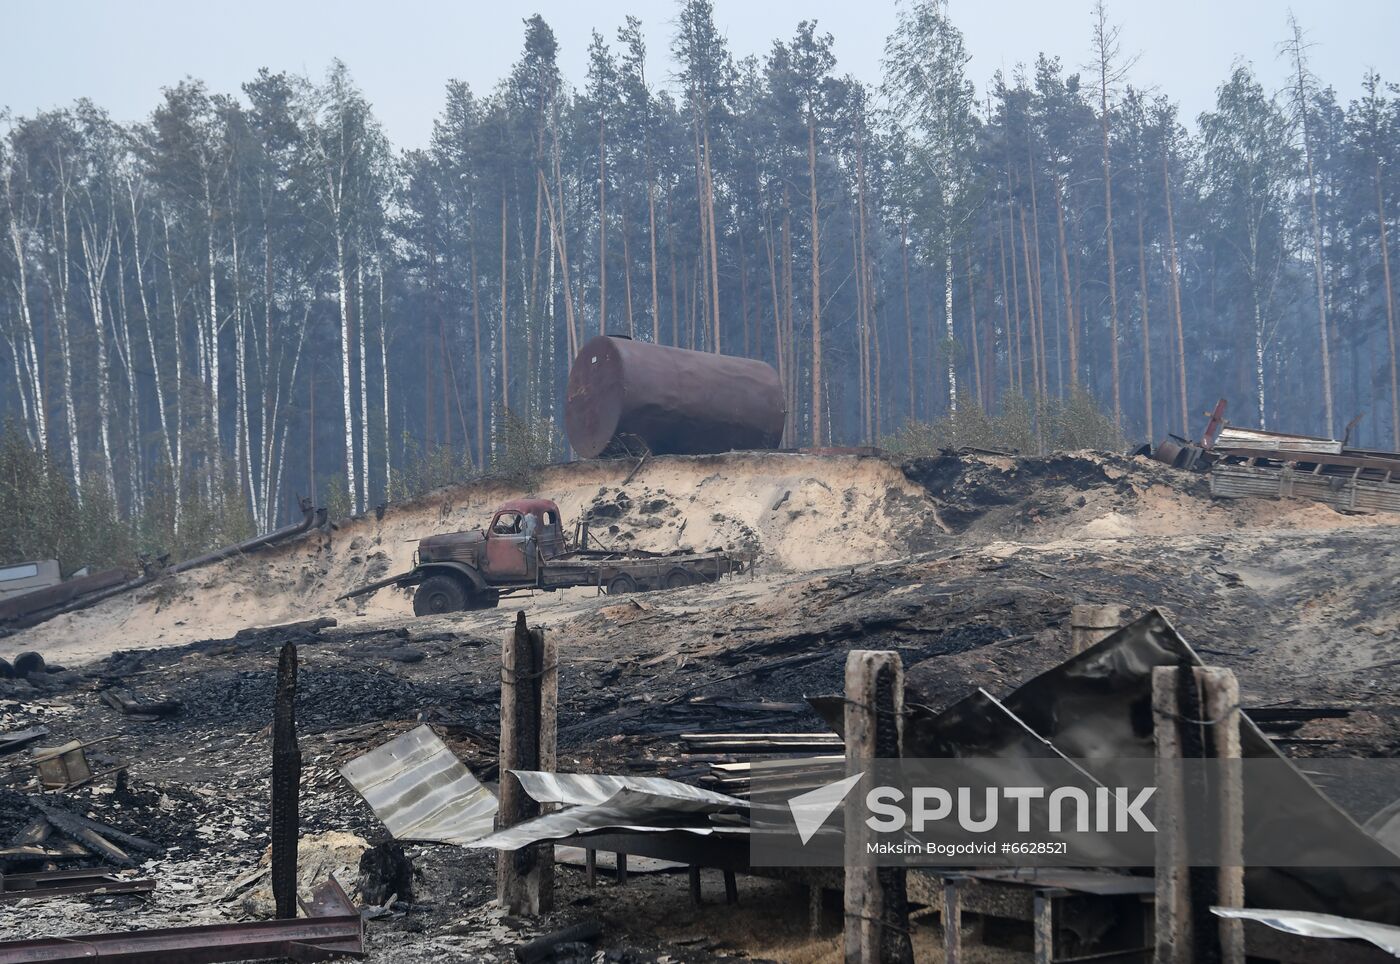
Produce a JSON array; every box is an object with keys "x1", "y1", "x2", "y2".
[{"x1": 1153, "y1": 401, "x2": 1400, "y2": 516}]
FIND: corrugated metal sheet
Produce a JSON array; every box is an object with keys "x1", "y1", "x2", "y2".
[
  {"x1": 339, "y1": 724, "x2": 497, "y2": 845},
  {"x1": 1214, "y1": 426, "x2": 1343, "y2": 455},
  {"x1": 510, "y1": 770, "x2": 747, "y2": 809},
  {"x1": 1210, "y1": 463, "x2": 1400, "y2": 515},
  {"x1": 468, "y1": 774, "x2": 748, "y2": 851},
  {"x1": 467, "y1": 789, "x2": 746, "y2": 851}
]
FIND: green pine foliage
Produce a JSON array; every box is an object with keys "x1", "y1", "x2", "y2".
[{"x1": 884, "y1": 388, "x2": 1123, "y2": 456}]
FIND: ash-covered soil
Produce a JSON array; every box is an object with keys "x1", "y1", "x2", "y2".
[{"x1": 2, "y1": 449, "x2": 1399, "y2": 960}]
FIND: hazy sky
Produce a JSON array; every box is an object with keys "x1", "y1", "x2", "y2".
[{"x1": 4, "y1": 1, "x2": 1397, "y2": 148}]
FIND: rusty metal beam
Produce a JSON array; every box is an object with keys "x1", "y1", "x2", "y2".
[
  {"x1": 0, "y1": 878, "x2": 363, "y2": 963},
  {"x1": 271, "y1": 641, "x2": 301, "y2": 920},
  {"x1": 0, "y1": 867, "x2": 154, "y2": 904}
]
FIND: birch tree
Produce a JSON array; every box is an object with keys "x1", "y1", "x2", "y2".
[{"x1": 883, "y1": 0, "x2": 977, "y2": 414}]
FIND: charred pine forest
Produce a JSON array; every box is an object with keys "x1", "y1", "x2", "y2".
[{"x1": 1, "y1": 0, "x2": 1398, "y2": 564}]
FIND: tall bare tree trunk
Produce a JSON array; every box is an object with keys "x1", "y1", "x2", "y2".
[
  {"x1": 53, "y1": 168, "x2": 82, "y2": 492},
  {"x1": 1098, "y1": 73, "x2": 1122, "y2": 429},
  {"x1": 1026, "y1": 147, "x2": 1050, "y2": 398},
  {"x1": 471, "y1": 242, "x2": 485, "y2": 469},
  {"x1": 901, "y1": 219, "x2": 915, "y2": 418},
  {"x1": 1289, "y1": 16, "x2": 1335, "y2": 436},
  {"x1": 357, "y1": 258, "x2": 371, "y2": 505},
  {"x1": 597, "y1": 116, "x2": 607, "y2": 337},
  {"x1": 161, "y1": 207, "x2": 184, "y2": 525},
  {"x1": 539, "y1": 168, "x2": 578, "y2": 381},
  {"x1": 335, "y1": 229, "x2": 357, "y2": 512},
  {"x1": 1005, "y1": 203, "x2": 1024, "y2": 396},
  {"x1": 499, "y1": 191, "x2": 510, "y2": 413},
  {"x1": 128, "y1": 185, "x2": 174, "y2": 497},
  {"x1": 648, "y1": 157, "x2": 660, "y2": 343},
  {"x1": 621, "y1": 206, "x2": 635, "y2": 336},
  {"x1": 379, "y1": 267, "x2": 393, "y2": 488},
  {"x1": 808, "y1": 120, "x2": 823, "y2": 445},
  {"x1": 1163, "y1": 153, "x2": 1188, "y2": 434},
  {"x1": 703, "y1": 125, "x2": 721, "y2": 353},
  {"x1": 1018, "y1": 207, "x2": 1042, "y2": 405},
  {"x1": 1136, "y1": 200, "x2": 1154, "y2": 442},
  {"x1": 1054, "y1": 177, "x2": 1078, "y2": 387},
  {"x1": 1377, "y1": 159, "x2": 1399, "y2": 450},
  {"x1": 4, "y1": 167, "x2": 47, "y2": 449},
  {"x1": 763, "y1": 210, "x2": 785, "y2": 406},
  {"x1": 966, "y1": 246, "x2": 983, "y2": 408},
  {"x1": 79, "y1": 205, "x2": 117, "y2": 502}
]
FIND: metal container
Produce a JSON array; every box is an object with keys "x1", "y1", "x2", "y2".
[{"x1": 565, "y1": 335, "x2": 785, "y2": 459}]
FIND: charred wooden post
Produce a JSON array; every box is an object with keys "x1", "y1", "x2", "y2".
[
  {"x1": 942, "y1": 879, "x2": 964, "y2": 964},
  {"x1": 497, "y1": 611, "x2": 557, "y2": 915},
  {"x1": 1200, "y1": 667, "x2": 1245, "y2": 964},
  {"x1": 843, "y1": 650, "x2": 914, "y2": 964},
  {"x1": 270, "y1": 641, "x2": 300, "y2": 920},
  {"x1": 1070, "y1": 603, "x2": 1126, "y2": 655},
  {"x1": 1152, "y1": 665, "x2": 1244, "y2": 964}
]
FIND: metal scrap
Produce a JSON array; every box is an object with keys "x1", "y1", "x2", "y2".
[
  {"x1": 0, "y1": 727, "x2": 48, "y2": 757},
  {"x1": 1212, "y1": 907, "x2": 1400, "y2": 958},
  {"x1": 0, "y1": 877, "x2": 363, "y2": 963},
  {"x1": 339, "y1": 724, "x2": 497, "y2": 845},
  {"x1": 469, "y1": 774, "x2": 748, "y2": 851},
  {"x1": 510, "y1": 770, "x2": 748, "y2": 808},
  {"x1": 1213, "y1": 425, "x2": 1344, "y2": 455},
  {"x1": 0, "y1": 867, "x2": 154, "y2": 904},
  {"x1": 30, "y1": 739, "x2": 111, "y2": 791}
]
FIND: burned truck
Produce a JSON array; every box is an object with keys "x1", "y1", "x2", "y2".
[{"x1": 340, "y1": 499, "x2": 751, "y2": 616}]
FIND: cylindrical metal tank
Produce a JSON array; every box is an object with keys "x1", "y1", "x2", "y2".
[{"x1": 565, "y1": 335, "x2": 786, "y2": 459}]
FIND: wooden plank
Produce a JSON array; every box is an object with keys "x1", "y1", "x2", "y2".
[{"x1": 843, "y1": 650, "x2": 913, "y2": 964}]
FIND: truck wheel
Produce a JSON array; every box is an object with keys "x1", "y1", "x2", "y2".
[
  {"x1": 664, "y1": 568, "x2": 695, "y2": 590},
  {"x1": 414, "y1": 574, "x2": 468, "y2": 615},
  {"x1": 467, "y1": 589, "x2": 500, "y2": 611},
  {"x1": 607, "y1": 574, "x2": 637, "y2": 595}
]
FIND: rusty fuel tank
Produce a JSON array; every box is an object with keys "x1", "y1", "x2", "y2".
[{"x1": 564, "y1": 335, "x2": 786, "y2": 459}]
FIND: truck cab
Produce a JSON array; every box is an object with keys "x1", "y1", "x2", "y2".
[{"x1": 412, "y1": 499, "x2": 565, "y2": 614}]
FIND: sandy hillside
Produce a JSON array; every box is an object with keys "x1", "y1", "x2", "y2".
[
  {"x1": 8, "y1": 453, "x2": 938, "y2": 660},
  {"x1": 6, "y1": 448, "x2": 1395, "y2": 664}
]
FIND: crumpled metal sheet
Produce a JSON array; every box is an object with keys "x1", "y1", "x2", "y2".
[
  {"x1": 339, "y1": 724, "x2": 497, "y2": 845},
  {"x1": 468, "y1": 775, "x2": 749, "y2": 851},
  {"x1": 510, "y1": 770, "x2": 748, "y2": 809},
  {"x1": 1212, "y1": 907, "x2": 1400, "y2": 957},
  {"x1": 905, "y1": 610, "x2": 1400, "y2": 926},
  {"x1": 1213, "y1": 426, "x2": 1343, "y2": 455}
]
